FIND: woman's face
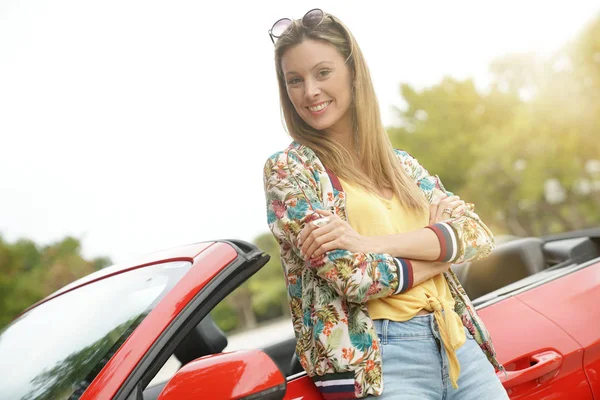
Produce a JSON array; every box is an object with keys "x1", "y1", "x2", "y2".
[{"x1": 281, "y1": 39, "x2": 353, "y2": 134}]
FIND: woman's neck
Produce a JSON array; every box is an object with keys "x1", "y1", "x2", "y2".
[{"x1": 325, "y1": 116, "x2": 357, "y2": 157}]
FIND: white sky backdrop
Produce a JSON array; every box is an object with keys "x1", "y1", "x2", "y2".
[{"x1": 1, "y1": 1, "x2": 599, "y2": 264}]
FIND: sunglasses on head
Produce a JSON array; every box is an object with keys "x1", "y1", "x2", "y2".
[{"x1": 268, "y1": 8, "x2": 329, "y2": 44}]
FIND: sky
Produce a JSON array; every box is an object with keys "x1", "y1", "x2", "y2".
[{"x1": 1, "y1": 1, "x2": 599, "y2": 264}]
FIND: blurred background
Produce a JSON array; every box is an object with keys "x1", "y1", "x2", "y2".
[{"x1": 1, "y1": 1, "x2": 599, "y2": 332}]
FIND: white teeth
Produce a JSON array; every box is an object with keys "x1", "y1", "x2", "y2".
[{"x1": 308, "y1": 101, "x2": 331, "y2": 112}]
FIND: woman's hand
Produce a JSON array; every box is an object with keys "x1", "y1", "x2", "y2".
[
  {"x1": 298, "y1": 209, "x2": 368, "y2": 259},
  {"x1": 429, "y1": 196, "x2": 465, "y2": 225}
]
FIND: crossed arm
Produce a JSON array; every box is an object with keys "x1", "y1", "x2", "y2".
[
  {"x1": 298, "y1": 203, "x2": 463, "y2": 288},
  {"x1": 264, "y1": 149, "x2": 495, "y2": 303},
  {"x1": 298, "y1": 201, "x2": 463, "y2": 262}
]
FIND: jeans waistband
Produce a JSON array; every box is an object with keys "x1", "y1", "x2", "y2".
[{"x1": 373, "y1": 314, "x2": 441, "y2": 344}]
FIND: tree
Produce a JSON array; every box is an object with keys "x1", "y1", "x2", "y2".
[
  {"x1": 0, "y1": 235, "x2": 112, "y2": 330},
  {"x1": 389, "y1": 15, "x2": 600, "y2": 236},
  {"x1": 249, "y1": 233, "x2": 288, "y2": 321},
  {"x1": 210, "y1": 233, "x2": 288, "y2": 333},
  {"x1": 389, "y1": 77, "x2": 521, "y2": 192}
]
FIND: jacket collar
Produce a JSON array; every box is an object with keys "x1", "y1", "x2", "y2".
[{"x1": 291, "y1": 141, "x2": 344, "y2": 193}]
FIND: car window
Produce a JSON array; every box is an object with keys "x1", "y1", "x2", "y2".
[
  {"x1": 0, "y1": 260, "x2": 191, "y2": 400},
  {"x1": 146, "y1": 283, "x2": 296, "y2": 391}
]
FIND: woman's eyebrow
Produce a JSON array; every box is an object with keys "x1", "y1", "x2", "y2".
[
  {"x1": 284, "y1": 61, "x2": 335, "y2": 76},
  {"x1": 312, "y1": 61, "x2": 334, "y2": 70}
]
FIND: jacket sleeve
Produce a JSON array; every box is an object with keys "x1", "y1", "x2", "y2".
[
  {"x1": 398, "y1": 150, "x2": 496, "y2": 264},
  {"x1": 264, "y1": 150, "x2": 414, "y2": 304}
]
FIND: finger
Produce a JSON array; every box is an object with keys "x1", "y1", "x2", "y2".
[
  {"x1": 299, "y1": 211, "x2": 333, "y2": 246},
  {"x1": 311, "y1": 241, "x2": 337, "y2": 259},
  {"x1": 298, "y1": 223, "x2": 317, "y2": 247},
  {"x1": 451, "y1": 204, "x2": 466, "y2": 217},
  {"x1": 436, "y1": 203, "x2": 450, "y2": 223},
  {"x1": 305, "y1": 230, "x2": 339, "y2": 259},
  {"x1": 446, "y1": 200, "x2": 465, "y2": 216},
  {"x1": 312, "y1": 216, "x2": 331, "y2": 228},
  {"x1": 439, "y1": 196, "x2": 460, "y2": 206},
  {"x1": 438, "y1": 200, "x2": 465, "y2": 221},
  {"x1": 429, "y1": 203, "x2": 439, "y2": 225},
  {"x1": 447, "y1": 200, "x2": 465, "y2": 210},
  {"x1": 441, "y1": 197, "x2": 460, "y2": 208},
  {"x1": 452, "y1": 204, "x2": 465, "y2": 218},
  {"x1": 302, "y1": 222, "x2": 337, "y2": 257},
  {"x1": 303, "y1": 226, "x2": 332, "y2": 259},
  {"x1": 299, "y1": 216, "x2": 324, "y2": 247},
  {"x1": 441, "y1": 200, "x2": 464, "y2": 210},
  {"x1": 314, "y1": 209, "x2": 333, "y2": 217}
]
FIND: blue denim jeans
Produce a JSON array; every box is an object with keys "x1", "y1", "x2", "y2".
[{"x1": 368, "y1": 314, "x2": 509, "y2": 399}]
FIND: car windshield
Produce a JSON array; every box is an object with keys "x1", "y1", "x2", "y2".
[{"x1": 0, "y1": 260, "x2": 192, "y2": 400}]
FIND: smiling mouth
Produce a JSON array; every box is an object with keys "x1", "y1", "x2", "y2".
[{"x1": 307, "y1": 101, "x2": 332, "y2": 112}]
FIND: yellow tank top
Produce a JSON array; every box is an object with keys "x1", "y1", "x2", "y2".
[{"x1": 339, "y1": 178, "x2": 466, "y2": 388}]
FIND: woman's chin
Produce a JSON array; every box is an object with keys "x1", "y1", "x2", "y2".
[{"x1": 304, "y1": 118, "x2": 334, "y2": 132}]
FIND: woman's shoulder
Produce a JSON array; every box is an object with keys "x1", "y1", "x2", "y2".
[
  {"x1": 265, "y1": 141, "x2": 321, "y2": 166},
  {"x1": 393, "y1": 148, "x2": 417, "y2": 163},
  {"x1": 392, "y1": 148, "x2": 432, "y2": 182},
  {"x1": 393, "y1": 148, "x2": 422, "y2": 171}
]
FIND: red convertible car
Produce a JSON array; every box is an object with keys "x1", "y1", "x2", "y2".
[{"x1": 1, "y1": 230, "x2": 599, "y2": 399}]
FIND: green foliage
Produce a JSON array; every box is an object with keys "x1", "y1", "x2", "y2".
[
  {"x1": 389, "y1": 15, "x2": 600, "y2": 237},
  {"x1": 248, "y1": 233, "x2": 287, "y2": 316},
  {"x1": 389, "y1": 78, "x2": 521, "y2": 191},
  {"x1": 210, "y1": 301, "x2": 239, "y2": 332},
  {"x1": 211, "y1": 233, "x2": 289, "y2": 333},
  {"x1": 0, "y1": 236, "x2": 112, "y2": 330}
]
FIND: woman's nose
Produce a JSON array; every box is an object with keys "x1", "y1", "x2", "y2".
[{"x1": 304, "y1": 79, "x2": 321, "y2": 100}]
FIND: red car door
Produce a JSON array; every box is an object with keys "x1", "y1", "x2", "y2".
[
  {"x1": 480, "y1": 295, "x2": 593, "y2": 399},
  {"x1": 515, "y1": 260, "x2": 600, "y2": 398}
]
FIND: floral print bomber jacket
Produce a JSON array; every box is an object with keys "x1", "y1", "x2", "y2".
[{"x1": 263, "y1": 142, "x2": 503, "y2": 399}]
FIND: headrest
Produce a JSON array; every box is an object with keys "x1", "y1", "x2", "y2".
[
  {"x1": 459, "y1": 237, "x2": 545, "y2": 299},
  {"x1": 174, "y1": 316, "x2": 228, "y2": 365}
]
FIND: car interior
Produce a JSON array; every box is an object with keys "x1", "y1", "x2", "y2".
[{"x1": 142, "y1": 230, "x2": 600, "y2": 398}]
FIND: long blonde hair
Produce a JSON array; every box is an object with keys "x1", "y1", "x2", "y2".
[{"x1": 274, "y1": 12, "x2": 429, "y2": 212}]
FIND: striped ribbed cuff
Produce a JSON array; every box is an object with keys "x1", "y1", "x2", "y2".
[
  {"x1": 313, "y1": 372, "x2": 355, "y2": 399},
  {"x1": 393, "y1": 258, "x2": 414, "y2": 294},
  {"x1": 426, "y1": 223, "x2": 458, "y2": 262}
]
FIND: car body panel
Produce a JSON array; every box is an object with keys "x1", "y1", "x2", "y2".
[
  {"x1": 82, "y1": 242, "x2": 237, "y2": 400},
  {"x1": 516, "y1": 260, "x2": 600, "y2": 398},
  {"x1": 479, "y1": 297, "x2": 592, "y2": 399}
]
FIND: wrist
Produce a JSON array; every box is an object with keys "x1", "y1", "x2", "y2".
[{"x1": 367, "y1": 235, "x2": 383, "y2": 254}]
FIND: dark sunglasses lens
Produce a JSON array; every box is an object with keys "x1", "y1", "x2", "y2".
[
  {"x1": 271, "y1": 18, "x2": 292, "y2": 37},
  {"x1": 303, "y1": 9, "x2": 324, "y2": 28}
]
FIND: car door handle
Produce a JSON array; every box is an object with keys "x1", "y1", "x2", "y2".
[{"x1": 497, "y1": 350, "x2": 562, "y2": 389}]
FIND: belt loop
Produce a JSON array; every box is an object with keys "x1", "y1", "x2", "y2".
[
  {"x1": 430, "y1": 314, "x2": 439, "y2": 339},
  {"x1": 382, "y1": 319, "x2": 389, "y2": 345}
]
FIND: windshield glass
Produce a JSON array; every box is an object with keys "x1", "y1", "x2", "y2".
[{"x1": 0, "y1": 260, "x2": 192, "y2": 400}]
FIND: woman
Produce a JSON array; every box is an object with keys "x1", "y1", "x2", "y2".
[{"x1": 263, "y1": 9, "x2": 508, "y2": 400}]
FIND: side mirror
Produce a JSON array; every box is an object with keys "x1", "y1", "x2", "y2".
[{"x1": 158, "y1": 349, "x2": 286, "y2": 400}]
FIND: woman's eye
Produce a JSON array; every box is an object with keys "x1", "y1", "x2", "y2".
[
  {"x1": 318, "y1": 69, "x2": 331, "y2": 78},
  {"x1": 287, "y1": 77, "x2": 302, "y2": 85}
]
